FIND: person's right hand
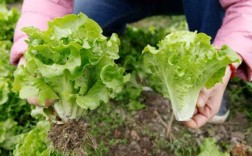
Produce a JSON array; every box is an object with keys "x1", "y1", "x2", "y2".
[
  {"x1": 18, "y1": 57, "x2": 56, "y2": 107},
  {"x1": 183, "y1": 59, "x2": 241, "y2": 129}
]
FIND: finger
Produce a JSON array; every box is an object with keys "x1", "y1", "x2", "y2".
[
  {"x1": 203, "y1": 92, "x2": 225, "y2": 122},
  {"x1": 193, "y1": 108, "x2": 198, "y2": 115},
  {"x1": 18, "y1": 57, "x2": 26, "y2": 67},
  {"x1": 27, "y1": 97, "x2": 56, "y2": 107},
  {"x1": 27, "y1": 97, "x2": 40, "y2": 106},
  {"x1": 197, "y1": 87, "x2": 211, "y2": 108},
  {"x1": 198, "y1": 104, "x2": 214, "y2": 118},
  {"x1": 183, "y1": 104, "x2": 214, "y2": 129},
  {"x1": 45, "y1": 99, "x2": 57, "y2": 106},
  {"x1": 183, "y1": 113, "x2": 209, "y2": 129}
]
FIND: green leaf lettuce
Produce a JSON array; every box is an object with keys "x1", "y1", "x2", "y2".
[
  {"x1": 143, "y1": 31, "x2": 241, "y2": 121},
  {"x1": 13, "y1": 13, "x2": 129, "y2": 122}
]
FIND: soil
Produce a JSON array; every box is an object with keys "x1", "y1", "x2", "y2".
[
  {"x1": 103, "y1": 90, "x2": 252, "y2": 156},
  {"x1": 48, "y1": 119, "x2": 96, "y2": 156}
]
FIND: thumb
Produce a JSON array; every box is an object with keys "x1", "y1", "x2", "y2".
[
  {"x1": 10, "y1": 36, "x2": 28, "y2": 65},
  {"x1": 197, "y1": 87, "x2": 212, "y2": 108}
]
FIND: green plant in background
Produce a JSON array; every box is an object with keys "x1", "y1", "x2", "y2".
[
  {"x1": 0, "y1": 6, "x2": 18, "y2": 99},
  {"x1": 228, "y1": 78, "x2": 252, "y2": 122},
  {"x1": 0, "y1": 4, "x2": 19, "y2": 41},
  {"x1": 198, "y1": 138, "x2": 229, "y2": 156},
  {"x1": 13, "y1": 121, "x2": 58, "y2": 156},
  {"x1": 0, "y1": 41, "x2": 14, "y2": 105},
  {"x1": 0, "y1": 41, "x2": 36, "y2": 132},
  {"x1": 0, "y1": 5, "x2": 38, "y2": 155},
  {"x1": 116, "y1": 27, "x2": 165, "y2": 111},
  {"x1": 0, "y1": 0, "x2": 20, "y2": 4},
  {"x1": 116, "y1": 72, "x2": 145, "y2": 111},
  {"x1": 155, "y1": 133, "x2": 198, "y2": 156},
  {"x1": 0, "y1": 119, "x2": 22, "y2": 151}
]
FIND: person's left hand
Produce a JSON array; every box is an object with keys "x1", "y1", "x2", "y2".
[{"x1": 183, "y1": 62, "x2": 240, "y2": 129}]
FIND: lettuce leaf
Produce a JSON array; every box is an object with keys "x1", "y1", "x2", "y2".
[
  {"x1": 198, "y1": 138, "x2": 229, "y2": 156},
  {"x1": 0, "y1": 119, "x2": 21, "y2": 150},
  {"x1": 13, "y1": 121, "x2": 55, "y2": 156},
  {"x1": 143, "y1": 31, "x2": 240, "y2": 121}
]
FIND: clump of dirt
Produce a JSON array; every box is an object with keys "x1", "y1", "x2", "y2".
[{"x1": 48, "y1": 119, "x2": 96, "y2": 156}]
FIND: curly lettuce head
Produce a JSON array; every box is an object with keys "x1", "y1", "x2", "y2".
[
  {"x1": 13, "y1": 13, "x2": 130, "y2": 122},
  {"x1": 143, "y1": 31, "x2": 241, "y2": 121}
]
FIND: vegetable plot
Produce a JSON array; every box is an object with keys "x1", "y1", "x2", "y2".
[
  {"x1": 143, "y1": 31, "x2": 241, "y2": 121},
  {"x1": 0, "y1": 4, "x2": 19, "y2": 41},
  {"x1": 0, "y1": 5, "x2": 38, "y2": 155},
  {"x1": 13, "y1": 13, "x2": 129, "y2": 155}
]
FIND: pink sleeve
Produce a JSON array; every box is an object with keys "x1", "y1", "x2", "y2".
[
  {"x1": 10, "y1": 0, "x2": 73, "y2": 65},
  {"x1": 213, "y1": 0, "x2": 252, "y2": 81}
]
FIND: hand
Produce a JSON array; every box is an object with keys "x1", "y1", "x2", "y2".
[
  {"x1": 18, "y1": 57, "x2": 56, "y2": 107},
  {"x1": 183, "y1": 62, "x2": 240, "y2": 129}
]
